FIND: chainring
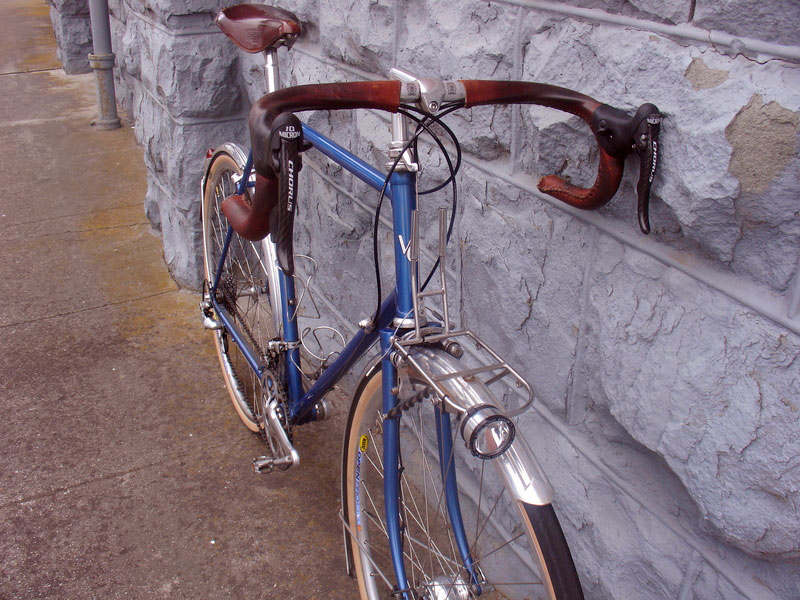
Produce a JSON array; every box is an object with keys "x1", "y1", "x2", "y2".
[{"x1": 258, "y1": 366, "x2": 293, "y2": 453}]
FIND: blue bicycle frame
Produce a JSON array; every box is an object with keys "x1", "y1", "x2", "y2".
[{"x1": 208, "y1": 122, "x2": 474, "y2": 598}]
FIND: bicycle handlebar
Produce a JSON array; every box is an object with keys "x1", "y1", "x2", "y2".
[
  {"x1": 225, "y1": 80, "x2": 660, "y2": 242},
  {"x1": 461, "y1": 80, "x2": 626, "y2": 210}
]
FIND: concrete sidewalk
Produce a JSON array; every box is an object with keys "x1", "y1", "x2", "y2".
[{"x1": 0, "y1": 1, "x2": 357, "y2": 598}]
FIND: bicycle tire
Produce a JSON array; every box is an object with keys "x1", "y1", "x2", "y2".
[
  {"x1": 342, "y1": 356, "x2": 584, "y2": 600},
  {"x1": 202, "y1": 151, "x2": 278, "y2": 432}
]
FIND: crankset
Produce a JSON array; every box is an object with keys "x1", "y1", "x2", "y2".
[{"x1": 253, "y1": 369, "x2": 299, "y2": 473}]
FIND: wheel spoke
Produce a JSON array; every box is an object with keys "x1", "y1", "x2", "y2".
[
  {"x1": 473, "y1": 488, "x2": 504, "y2": 550},
  {"x1": 403, "y1": 408, "x2": 460, "y2": 579}
]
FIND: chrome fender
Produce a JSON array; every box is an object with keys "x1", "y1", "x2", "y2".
[
  {"x1": 201, "y1": 142, "x2": 249, "y2": 197},
  {"x1": 407, "y1": 347, "x2": 555, "y2": 506}
]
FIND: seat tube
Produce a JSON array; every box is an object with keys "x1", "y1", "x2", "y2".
[
  {"x1": 279, "y1": 269, "x2": 303, "y2": 402},
  {"x1": 380, "y1": 329, "x2": 411, "y2": 599}
]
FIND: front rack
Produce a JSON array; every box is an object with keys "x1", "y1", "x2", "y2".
[{"x1": 391, "y1": 208, "x2": 534, "y2": 418}]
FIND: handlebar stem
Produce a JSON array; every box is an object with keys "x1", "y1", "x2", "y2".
[{"x1": 390, "y1": 67, "x2": 466, "y2": 113}]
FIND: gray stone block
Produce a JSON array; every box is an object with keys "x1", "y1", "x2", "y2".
[
  {"x1": 628, "y1": 0, "x2": 692, "y2": 23},
  {"x1": 693, "y1": 0, "x2": 800, "y2": 46},
  {"x1": 49, "y1": 0, "x2": 89, "y2": 16},
  {"x1": 136, "y1": 22, "x2": 242, "y2": 120},
  {"x1": 290, "y1": 48, "x2": 350, "y2": 88},
  {"x1": 115, "y1": 10, "x2": 140, "y2": 81},
  {"x1": 119, "y1": 0, "x2": 219, "y2": 27},
  {"x1": 458, "y1": 168, "x2": 589, "y2": 415},
  {"x1": 531, "y1": 396, "x2": 798, "y2": 599},
  {"x1": 109, "y1": 11, "x2": 137, "y2": 112},
  {"x1": 133, "y1": 85, "x2": 247, "y2": 286},
  {"x1": 726, "y1": 96, "x2": 800, "y2": 291},
  {"x1": 48, "y1": 6, "x2": 92, "y2": 74},
  {"x1": 580, "y1": 234, "x2": 800, "y2": 558},
  {"x1": 317, "y1": 0, "x2": 394, "y2": 75},
  {"x1": 554, "y1": 447, "x2": 750, "y2": 599},
  {"x1": 399, "y1": 0, "x2": 516, "y2": 80}
]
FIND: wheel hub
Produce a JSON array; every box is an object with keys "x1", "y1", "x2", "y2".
[{"x1": 424, "y1": 575, "x2": 470, "y2": 600}]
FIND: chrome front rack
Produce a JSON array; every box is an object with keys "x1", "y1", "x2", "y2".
[{"x1": 391, "y1": 208, "x2": 535, "y2": 418}]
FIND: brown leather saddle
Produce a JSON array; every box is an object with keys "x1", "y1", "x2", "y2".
[{"x1": 216, "y1": 4, "x2": 301, "y2": 53}]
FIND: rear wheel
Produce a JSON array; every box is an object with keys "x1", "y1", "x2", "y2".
[
  {"x1": 202, "y1": 151, "x2": 278, "y2": 432},
  {"x1": 343, "y1": 359, "x2": 584, "y2": 600}
]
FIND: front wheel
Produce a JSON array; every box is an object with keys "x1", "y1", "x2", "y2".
[{"x1": 342, "y1": 358, "x2": 584, "y2": 600}]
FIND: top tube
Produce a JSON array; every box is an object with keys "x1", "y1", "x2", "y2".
[{"x1": 301, "y1": 124, "x2": 392, "y2": 195}]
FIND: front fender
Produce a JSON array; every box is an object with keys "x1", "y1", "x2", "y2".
[
  {"x1": 407, "y1": 346, "x2": 555, "y2": 506},
  {"x1": 339, "y1": 345, "x2": 555, "y2": 576}
]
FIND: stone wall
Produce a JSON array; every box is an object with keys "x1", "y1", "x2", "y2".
[
  {"x1": 49, "y1": 1, "x2": 800, "y2": 598},
  {"x1": 47, "y1": 0, "x2": 93, "y2": 73}
]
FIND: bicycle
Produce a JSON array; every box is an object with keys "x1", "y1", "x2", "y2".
[{"x1": 199, "y1": 4, "x2": 662, "y2": 599}]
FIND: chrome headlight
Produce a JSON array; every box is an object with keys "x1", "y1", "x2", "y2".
[{"x1": 460, "y1": 405, "x2": 516, "y2": 459}]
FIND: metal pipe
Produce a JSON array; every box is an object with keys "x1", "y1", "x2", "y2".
[
  {"x1": 496, "y1": 0, "x2": 800, "y2": 63},
  {"x1": 88, "y1": 0, "x2": 121, "y2": 130}
]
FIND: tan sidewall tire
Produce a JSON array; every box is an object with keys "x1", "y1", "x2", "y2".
[{"x1": 202, "y1": 153, "x2": 260, "y2": 432}]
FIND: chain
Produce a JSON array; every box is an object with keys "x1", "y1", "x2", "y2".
[
  {"x1": 218, "y1": 273, "x2": 292, "y2": 443},
  {"x1": 384, "y1": 384, "x2": 429, "y2": 421}
]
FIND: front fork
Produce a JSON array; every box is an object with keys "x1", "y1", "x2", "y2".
[{"x1": 380, "y1": 331, "x2": 480, "y2": 599}]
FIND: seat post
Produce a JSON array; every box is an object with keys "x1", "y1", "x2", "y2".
[{"x1": 264, "y1": 48, "x2": 281, "y2": 94}]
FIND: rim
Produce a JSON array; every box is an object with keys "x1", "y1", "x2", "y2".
[{"x1": 204, "y1": 157, "x2": 276, "y2": 427}]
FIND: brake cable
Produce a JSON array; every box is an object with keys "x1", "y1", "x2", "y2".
[{"x1": 370, "y1": 103, "x2": 463, "y2": 325}]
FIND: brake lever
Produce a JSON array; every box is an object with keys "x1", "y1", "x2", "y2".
[
  {"x1": 268, "y1": 113, "x2": 305, "y2": 276},
  {"x1": 592, "y1": 102, "x2": 662, "y2": 234},
  {"x1": 633, "y1": 112, "x2": 662, "y2": 234}
]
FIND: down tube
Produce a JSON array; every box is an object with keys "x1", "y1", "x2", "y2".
[
  {"x1": 287, "y1": 124, "x2": 395, "y2": 423},
  {"x1": 289, "y1": 123, "x2": 415, "y2": 423},
  {"x1": 289, "y1": 294, "x2": 396, "y2": 423}
]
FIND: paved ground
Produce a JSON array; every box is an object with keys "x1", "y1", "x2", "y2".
[{"x1": 0, "y1": 1, "x2": 358, "y2": 598}]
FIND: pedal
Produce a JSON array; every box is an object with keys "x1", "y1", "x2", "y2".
[
  {"x1": 252, "y1": 454, "x2": 295, "y2": 473},
  {"x1": 253, "y1": 456, "x2": 274, "y2": 473}
]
